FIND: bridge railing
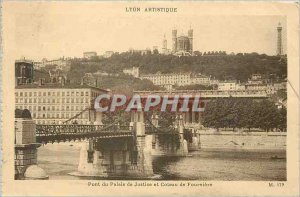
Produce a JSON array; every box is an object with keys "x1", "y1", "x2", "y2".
[
  {"x1": 36, "y1": 124, "x2": 134, "y2": 136},
  {"x1": 35, "y1": 124, "x2": 135, "y2": 143}
]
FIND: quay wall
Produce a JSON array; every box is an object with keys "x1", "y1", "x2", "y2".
[{"x1": 198, "y1": 130, "x2": 286, "y2": 150}]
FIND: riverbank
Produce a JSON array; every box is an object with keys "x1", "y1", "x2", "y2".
[{"x1": 197, "y1": 130, "x2": 286, "y2": 150}]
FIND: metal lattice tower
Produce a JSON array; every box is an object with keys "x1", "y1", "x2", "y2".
[{"x1": 277, "y1": 23, "x2": 283, "y2": 56}]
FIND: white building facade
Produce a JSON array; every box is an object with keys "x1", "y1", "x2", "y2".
[
  {"x1": 123, "y1": 67, "x2": 140, "y2": 78},
  {"x1": 15, "y1": 84, "x2": 108, "y2": 124},
  {"x1": 33, "y1": 58, "x2": 70, "y2": 70},
  {"x1": 140, "y1": 72, "x2": 212, "y2": 88}
]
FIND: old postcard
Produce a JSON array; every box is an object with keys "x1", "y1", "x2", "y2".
[{"x1": 1, "y1": 1, "x2": 299, "y2": 196}]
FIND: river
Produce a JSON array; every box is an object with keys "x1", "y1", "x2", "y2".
[{"x1": 37, "y1": 142, "x2": 286, "y2": 181}]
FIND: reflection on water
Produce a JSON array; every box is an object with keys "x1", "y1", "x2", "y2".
[
  {"x1": 152, "y1": 149, "x2": 286, "y2": 181},
  {"x1": 38, "y1": 143, "x2": 286, "y2": 181}
]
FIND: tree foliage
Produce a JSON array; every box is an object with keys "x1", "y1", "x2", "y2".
[
  {"x1": 202, "y1": 98, "x2": 286, "y2": 132},
  {"x1": 67, "y1": 52, "x2": 286, "y2": 83}
]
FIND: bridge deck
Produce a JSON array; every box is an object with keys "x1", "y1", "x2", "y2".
[
  {"x1": 36, "y1": 125, "x2": 134, "y2": 143},
  {"x1": 35, "y1": 124, "x2": 178, "y2": 143}
]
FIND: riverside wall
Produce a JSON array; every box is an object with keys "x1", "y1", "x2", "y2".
[{"x1": 198, "y1": 130, "x2": 286, "y2": 150}]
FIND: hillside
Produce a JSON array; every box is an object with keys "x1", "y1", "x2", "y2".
[
  {"x1": 33, "y1": 52, "x2": 287, "y2": 93},
  {"x1": 67, "y1": 52, "x2": 287, "y2": 83}
]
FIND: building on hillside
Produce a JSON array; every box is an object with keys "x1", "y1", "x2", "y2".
[
  {"x1": 15, "y1": 59, "x2": 34, "y2": 86},
  {"x1": 123, "y1": 67, "x2": 140, "y2": 78},
  {"x1": 140, "y1": 72, "x2": 191, "y2": 87},
  {"x1": 210, "y1": 78, "x2": 219, "y2": 86},
  {"x1": 236, "y1": 83, "x2": 246, "y2": 90},
  {"x1": 83, "y1": 52, "x2": 97, "y2": 59},
  {"x1": 49, "y1": 69, "x2": 67, "y2": 84},
  {"x1": 141, "y1": 48, "x2": 152, "y2": 55},
  {"x1": 162, "y1": 34, "x2": 168, "y2": 54},
  {"x1": 273, "y1": 82, "x2": 287, "y2": 91},
  {"x1": 248, "y1": 74, "x2": 264, "y2": 84},
  {"x1": 245, "y1": 83, "x2": 268, "y2": 91},
  {"x1": 128, "y1": 48, "x2": 152, "y2": 55},
  {"x1": 15, "y1": 84, "x2": 108, "y2": 125},
  {"x1": 140, "y1": 72, "x2": 214, "y2": 89},
  {"x1": 104, "y1": 51, "x2": 114, "y2": 58},
  {"x1": 82, "y1": 73, "x2": 98, "y2": 87},
  {"x1": 33, "y1": 58, "x2": 70, "y2": 71},
  {"x1": 218, "y1": 80, "x2": 238, "y2": 91},
  {"x1": 190, "y1": 74, "x2": 211, "y2": 85},
  {"x1": 172, "y1": 28, "x2": 193, "y2": 55}
]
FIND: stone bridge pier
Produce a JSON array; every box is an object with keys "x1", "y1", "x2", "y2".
[
  {"x1": 14, "y1": 109, "x2": 48, "y2": 180},
  {"x1": 77, "y1": 110, "x2": 153, "y2": 178},
  {"x1": 150, "y1": 113, "x2": 188, "y2": 156}
]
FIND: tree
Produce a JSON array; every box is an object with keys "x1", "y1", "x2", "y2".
[
  {"x1": 202, "y1": 98, "x2": 284, "y2": 132},
  {"x1": 255, "y1": 100, "x2": 280, "y2": 131},
  {"x1": 277, "y1": 107, "x2": 287, "y2": 132}
]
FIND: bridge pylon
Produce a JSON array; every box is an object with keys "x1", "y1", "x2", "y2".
[
  {"x1": 129, "y1": 109, "x2": 153, "y2": 177},
  {"x1": 14, "y1": 109, "x2": 48, "y2": 180},
  {"x1": 77, "y1": 139, "x2": 107, "y2": 177},
  {"x1": 94, "y1": 111, "x2": 103, "y2": 125},
  {"x1": 176, "y1": 113, "x2": 188, "y2": 155}
]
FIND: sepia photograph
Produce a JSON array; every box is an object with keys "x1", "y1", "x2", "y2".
[{"x1": 1, "y1": 1, "x2": 299, "y2": 197}]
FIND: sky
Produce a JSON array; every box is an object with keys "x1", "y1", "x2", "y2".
[{"x1": 5, "y1": 2, "x2": 287, "y2": 61}]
